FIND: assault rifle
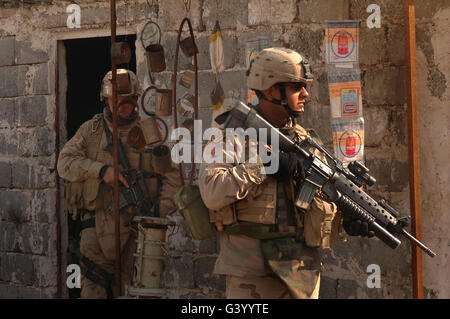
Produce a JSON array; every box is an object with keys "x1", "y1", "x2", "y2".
[
  {"x1": 103, "y1": 118, "x2": 155, "y2": 217},
  {"x1": 216, "y1": 101, "x2": 436, "y2": 257}
]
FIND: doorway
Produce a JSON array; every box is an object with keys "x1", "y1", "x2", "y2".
[{"x1": 59, "y1": 34, "x2": 137, "y2": 298}]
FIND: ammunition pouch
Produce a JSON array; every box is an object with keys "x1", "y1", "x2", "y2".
[
  {"x1": 302, "y1": 194, "x2": 341, "y2": 250},
  {"x1": 234, "y1": 179, "x2": 277, "y2": 224},
  {"x1": 83, "y1": 178, "x2": 102, "y2": 210},
  {"x1": 65, "y1": 181, "x2": 84, "y2": 220},
  {"x1": 208, "y1": 204, "x2": 236, "y2": 231},
  {"x1": 223, "y1": 180, "x2": 298, "y2": 240}
]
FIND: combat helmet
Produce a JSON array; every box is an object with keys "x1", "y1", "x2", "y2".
[
  {"x1": 246, "y1": 47, "x2": 313, "y2": 91},
  {"x1": 100, "y1": 69, "x2": 140, "y2": 101}
]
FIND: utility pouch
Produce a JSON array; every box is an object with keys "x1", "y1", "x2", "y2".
[
  {"x1": 83, "y1": 178, "x2": 102, "y2": 210},
  {"x1": 173, "y1": 184, "x2": 216, "y2": 240},
  {"x1": 65, "y1": 181, "x2": 84, "y2": 220},
  {"x1": 209, "y1": 204, "x2": 237, "y2": 232},
  {"x1": 303, "y1": 196, "x2": 339, "y2": 250}
]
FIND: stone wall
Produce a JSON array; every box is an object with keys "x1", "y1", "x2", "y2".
[
  {"x1": 0, "y1": 0, "x2": 448, "y2": 299},
  {"x1": 0, "y1": 34, "x2": 57, "y2": 299}
]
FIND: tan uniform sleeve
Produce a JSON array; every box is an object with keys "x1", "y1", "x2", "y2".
[
  {"x1": 198, "y1": 137, "x2": 267, "y2": 211},
  {"x1": 57, "y1": 122, "x2": 105, "y2": 182}
]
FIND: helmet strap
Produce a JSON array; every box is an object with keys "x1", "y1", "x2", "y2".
[
  {"x1": 277, "y1": 84, "x2": 299, "y2": 118},
  {"x1": 278, "y1": 85, "x2": 288, "y2": 107},
  {"x1": 256, "y1": 85, "x2": 301, "y2": 120},
  {"x1": 255, "y1": 86, "x2": 289, "y2": 110}
]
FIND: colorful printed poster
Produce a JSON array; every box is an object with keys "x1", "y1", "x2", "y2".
[
  {"x1": 332, "y1": 117, "x2": 365, "y2": 165},
  {"x1": 245, "y1": 36, "x2": 269, "y2": 69},
  {"x1": 326, "y1": 21, "x2": 359, "y2": 66},
  {"x1": 247, "y1": 89, "x2": 258, "y2": 106},
  {"x1": 328, "y1": 70, "x2": 363, "y2": 118}
]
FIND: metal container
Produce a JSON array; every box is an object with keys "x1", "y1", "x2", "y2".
[
  {"x1": 140, "y1": 117, "x2": 162, "y2": 145},
  {"x1": 116, "y1": 72, "x2": 133, "y2": 95},
  {"x1": 155, "y1": 88, "x2": 172, "y2": 117},
  {"x1": 180, "y1": 36, "x2": 198, "y2": 57},
  {"x1": 127, "y1": 125, "x2": 146, "y2": 150},
  {"x1": 145, "y1": 44, "x2": 166, "y2": 73},
  {"x1": 152, "y1": 144, "x2": 172, "y2": 175},
  {"x1": 128, "y1": 216, "x2": 175, "y2": 298},
  {"x1": 111, "y1": 42, "x2": 131, "y2": 64},
  {"x1": 177, "y1": 93, "x2": 195, "y2": 115},
  {"x1": 179, "y1": 69, "x2": 195, "y2": 88}
]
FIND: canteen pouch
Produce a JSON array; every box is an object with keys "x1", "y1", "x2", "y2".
[{"x1": 174, "y1": 185, "x2": 216, "y2": 240}]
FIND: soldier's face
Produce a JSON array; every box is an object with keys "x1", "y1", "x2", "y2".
[
  {"x1": 284, "y1": 83, "x2": 309, "y2": 113},
  {"x1": 264, "y1": 82, "x2": 310, "y2": 113},
  {"x1": 107, "y1": 96, "x2": 137, "y2": 118}
]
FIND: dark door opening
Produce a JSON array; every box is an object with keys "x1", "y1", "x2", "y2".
[
  {"x1": 62, "y1": 34, "x2": 136, "y2": 299},
  {"x1": 65, "y1": 35, "x2": 137, "y2": 139}
]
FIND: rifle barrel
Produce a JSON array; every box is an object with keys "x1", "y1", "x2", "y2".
[{"x1": 402, "y1": 229, "x2": 436, "y2": 258}]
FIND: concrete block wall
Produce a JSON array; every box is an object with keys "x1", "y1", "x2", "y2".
[
  {"x1": 0, "y1": 0, "x2": 448, "y2": 298},
  {"x1": 0, "y1": 31, "x2": 57, "y2": 298}
]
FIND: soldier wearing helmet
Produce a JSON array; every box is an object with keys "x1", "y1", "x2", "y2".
[
  {"x1": 198, "y1": 48, "x2": 345, "y2": 299},
  {"x1": 247, "y1": 47, "x2": 313, "y2": 124},
  {"x1": 57, "y1": 69, "x2": 180, "y2": 298}
]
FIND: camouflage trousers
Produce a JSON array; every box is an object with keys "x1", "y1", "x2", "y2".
[
  {"x1": 226, "y1": 238, "x2": 321, "y2": 299},
  {"x1": 79, "y1": 214, "x2": 136, "y2": 299}
]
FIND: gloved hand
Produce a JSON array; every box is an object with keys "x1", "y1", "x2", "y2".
[
  {"x1": 390, "y1": 216, "x2": 410, "y2": 234},
  {"x1": 396, "y1": 216, "x2": 410, "y2": 228},
  {"x1": 343, "y1": 217, "x2": 375, "y2": 238},
  {"x1": 264, "y1": 151, "x2": 302, "y2": 181}
]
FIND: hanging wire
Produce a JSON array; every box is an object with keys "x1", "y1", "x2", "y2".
[
  {"x1": 183, "y1": 0, "x2": 191, "y2": 17},
  {"x1": 124, "y1": 0, "x2": 130, "y2": 70},
  {"x1": 145, "y1": 0, "x2": 152, "y2": 11},
  {"x1": 215, "y1": 0, "x2": 219, "y2": 26}
]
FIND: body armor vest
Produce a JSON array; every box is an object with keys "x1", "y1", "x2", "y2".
[
  {"x1": 64, "y1": 113, "x2": 158, "y2": 215},
  {"x1": 210, "y1": 120, "x2": 342, "y2": 248}
]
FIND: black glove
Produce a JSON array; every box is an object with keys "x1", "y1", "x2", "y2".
[
  {"x1": 343, "y1": 217, "x2": 375, "y2": 238},
  {"x1": 264, "y1": 152, "x2": 302, "y2": 181},
  {"x1": 397, "y1": 216, "x2": 410, "y2": 228},
  {"x1": 389, "y1": 216, "x2": 410, "y2": 234}
]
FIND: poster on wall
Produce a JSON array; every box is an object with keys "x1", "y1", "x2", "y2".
[
  {"x1": 328, "y1": 70, "x2": 363, "y2": 118},
  {"x1": 325, "y1": 21, "x2": 359, "y2": 67},
  {"x1": 247, "y1": 89, "x2": 258, "y2": 106},
  {"x1": 331, "y1": 117, "x2": 365, "y2": 166},
  {"x1": 245, "y1": 36, "x2": 269, "y2": 68}
]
